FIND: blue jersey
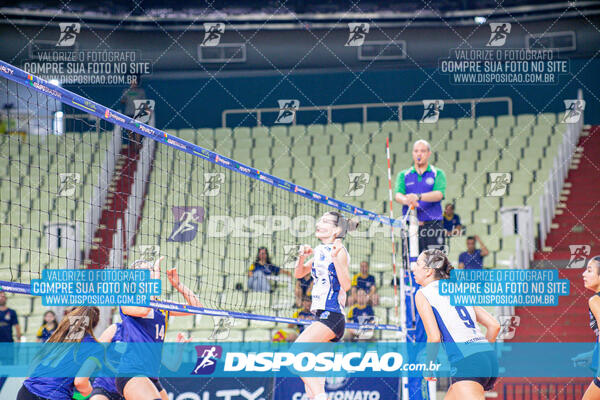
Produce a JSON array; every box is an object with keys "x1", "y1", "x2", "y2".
[
  {"x1": 118, "y1": 307, "x2": 169, "y2": 376},
  {"x1": 24, "y1": 334, "x2": 102, "y2": 400},
  {"x1": 93, "y1": 323, "x2": 124, "y2": 395},
  {"x1": 352, "y1": 273, "x2": 376, "y2": 292},
  {"x1": 347, "y1": 305, "x2": 375, "y2": 324}
]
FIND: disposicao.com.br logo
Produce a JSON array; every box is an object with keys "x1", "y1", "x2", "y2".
[{"x1": 222, "y1": 351, "x2": 441, "y2": 375}]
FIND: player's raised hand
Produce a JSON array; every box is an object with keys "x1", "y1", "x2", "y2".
[
  {"x1": 167, "y1": 267, "x2": 181, "y2": 289},
  {"x1": 332, "y1": 238, "x2": 343, "y2": 257},
  {"x1": 176, "y1": 332, "x2": 192, "y2": 343},
  {"x1": 299, "y1": 245, "x2": 313, "y2": 257},
  {"x1": 151, "y1": 256, "x2": 164, "y2": 280}
]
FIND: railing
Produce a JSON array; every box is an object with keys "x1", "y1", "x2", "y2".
[
  {"x1": 221, "y1": 97, "x2": 513, "y2": 127},
  {"x1": 539, "y1": 89, "x2": 584, "y2": 249},
  {"x1": 503, "y1": 381, "x2": 587, "y2": 400},
  {"x1": 84, "y1": 123, "x2": 121, "y2": 259}
]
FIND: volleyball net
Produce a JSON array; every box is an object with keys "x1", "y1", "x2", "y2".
[{"x1": 0, "y1": 60, "x2": 410, "y2": 334}]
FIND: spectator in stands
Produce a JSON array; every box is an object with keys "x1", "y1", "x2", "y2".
[
  {"x1": 395, "y1": 140, "x2": 447, "y2": 252},
  {"x1": 247, "y1": 247, "x2": 290, "y2": 292},
  {"x1": 345, "y1": 288, "x2": 375, "y2": 342},
  {"x1": 350, "y1": 261, "x2": 379, "y2": 306},
  {"x1": 458, "y1": 235, "x2": 489, "y2": 270},
  {"x1": 36, "y1": 310, "x2": 57, "y2": 343},
  {"x1": 120, "y1": 75, "x2": 146, "y2": 145},
  {"x1": 0, "y1": 291, "x2": 21, "y2": 389},
  {"x1": 0, "y1": 292, "x2": 21, "y2": 342},
  {"x1": 443, "y1": 203, "x2": 462, "y2": 236},
  {"x1": 295, "y1": 273, "x2": 313, "y2": 308}
]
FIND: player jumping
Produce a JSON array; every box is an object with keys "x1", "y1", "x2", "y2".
[
  {"x1": 293, "y1": 211, "x2": 358, "y2": 400},
  {"x1": 582, "y1": 256, "x2": 600, "y2": 400}
]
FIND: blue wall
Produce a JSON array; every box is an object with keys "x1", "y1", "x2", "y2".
[{"x1": 69, "y1": 58, "x2": 599, "y2": 130}]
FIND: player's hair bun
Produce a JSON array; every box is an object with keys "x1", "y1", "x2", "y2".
[
  {"x1": 422, "y1": 249, "x2": 453, "y2": 279},
  {"x1": 326, "y1": 212, "x2": 359, "y2": 239}
]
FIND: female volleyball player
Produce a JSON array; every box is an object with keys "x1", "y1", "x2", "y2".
[
  {"x1": 18, "y1": 306, "x2": 102, "y2": 400},
  {"x1": 293, "y1": 211, "x2": 358, "y2": 400},
  {"x1": 582, "y1": 256, "x2": 600, "y2": 400},
  {"x1": 116, "y1": 257, "x2": 201, "y2": 400},
  {"x1": 413, "y1": 249, "x2": 500, "y2": 400}
]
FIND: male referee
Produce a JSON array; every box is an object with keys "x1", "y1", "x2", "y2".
[{"x1": 394, "y1": 139, "x2": 447, "y2": 252}]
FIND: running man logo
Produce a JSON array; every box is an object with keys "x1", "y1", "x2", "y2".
[
  {"x1": 138, "y1": 245, "x2": 160, "y2": 264},
  {"x1": 421, "y1": 100, "x2": 444, "y2": 123},
  {"x1": 58, "y1": 173, "x2": 80, "y2": 197},
  {"x1": 209, "y1": 316, "x2": 234, "y2": 340},
  {"x1": 65, "y1": 316, "x2": 89, "y2": 340},
  {"x1": 283, "y1": 244, "x2": 301, "y2": 268},
  {"x1": 497, "y1": 315, "x2": 520, "y2": 340},
  {"x1": 167, "y1": 206, "x2": 205, "y2": 242},
  {"x1": 345, "y1": 172, "x2": 370, "y2": 196},
  {"x1": 427, "y1": 244, "x2": 449, "y2": 255},
  {"x1": 562, "y1": 100, "x2": 586, "y2": 124},
  {"x1": 202, "y1": 173, "x2": 225, "y2": 196},
  {"x1": 133, "y1": 99, "x2": 155, "y2": 124},
  {"x1": 486, "y1": 23, "x2": 511, "y2": 47},
  {"x1": 486, "y1": 172, "x2": 511, "y2": 196},
  {"x1": 200, "y1": 23, "x2": 225, "y2": 47},
  {"x1": 275, "y1": 100, "x2": 299, "y2": 124},
  {"x1": 56, "y1": 23, "x2": 80, "y2": 47},
  {"x1": 567, "y1": 245, "x2": 591, "y2": 269},
  {"x1": 192, "y1": 345, "x2": 222, "y2": 375},
  {"x1": 346, "y1": 23, "x2": 370, "y2": 46}
]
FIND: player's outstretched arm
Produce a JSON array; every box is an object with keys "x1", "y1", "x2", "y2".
[
  {"x1": 474, "y1": 306, "x2": 501, "y2": 342},
  {"x1": 162, "y1": 332, "x2": 192, "y2": 371},
  {"x1": 167, "y1": 267, "x2": 203, "y2": 315},
  {"x1": 73, "y1": 357, "x2": 103, "y2": 397}
]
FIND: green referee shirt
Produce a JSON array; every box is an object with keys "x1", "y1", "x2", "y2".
[{"x1": 394, "y1": 164, "x2": 446, "y2": 222}]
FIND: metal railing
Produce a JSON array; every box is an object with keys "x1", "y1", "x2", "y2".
[
  {"x1": 503, "y1": 381, "x2": 587, "y2": 400},
  {"x1": 539, "y1": 89, "x2": 584, "y2": 249},
  {"x1": 221, "y1": 97, "x2": 513, "y2": 127}
]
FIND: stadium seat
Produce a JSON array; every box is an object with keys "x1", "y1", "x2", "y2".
[{"x1": 244, "y1": 329, "x2": 271, "y2": 342}]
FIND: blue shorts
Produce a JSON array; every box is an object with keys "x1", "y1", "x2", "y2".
[{"x1": 451, "y1": 351, "x2": 498, "y2": 391}]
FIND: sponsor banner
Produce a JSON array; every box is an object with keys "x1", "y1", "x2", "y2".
[
  {"x1": 0, "y1": 343, "x2": 597, "y2": 378},
  {"x1": 162, "y1": 377, "x2": 273, "y2": 399},
  {"x1": 273, "y1": 376, "x2": 399, "y2": 400}
]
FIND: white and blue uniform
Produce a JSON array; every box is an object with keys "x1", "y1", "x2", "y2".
[
  {"x1": 419, "y1": 280, "x2": 491, "y2": 362},
  {"x1": 310, "y1": 244, "x2": 347, "y2": 315}
]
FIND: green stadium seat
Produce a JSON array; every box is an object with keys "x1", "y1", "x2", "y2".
[
  {"x1": 536, "y1": 113, "x2": 556, "y2": 125},
  {"x1": 457, "y1": 118, "x2": 475, "y2": 130},
  {"x1": 325, "y1": 123, "x2": 343, "y2": 136},
  {"x1": 244, "y1": 329, "x2": 270, "y2": 341},
  {"x1": 252, "y1": 126, "x2": 269, "y2": 138},
  {"x1": 381, "y1": 121, "x2": 399, "y2": 134},
  {"x1": 307, "y1": 124, "x2": 325, "y2": 136},
  {"x1": 344, "y1": 122, "x2": 362, "y2": 134},
  {"x1": 516, "y1": 114, "x2": 536, "y2": 128},
  {"x1": 249, "y1": 319, "x2": 276, "y2": 329},
  {"x1": 476, "y1": 116, "x2": 495, "y2": 129},
  {"x1": 363, "y1": 122, "x2": 380, "y2": 134},
  {"x1": 497, "y1": 115, "x2": 515, "y2": 127},
  {"x1": 288, "y1": 125, "x2": 306, "y2": 137}
]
